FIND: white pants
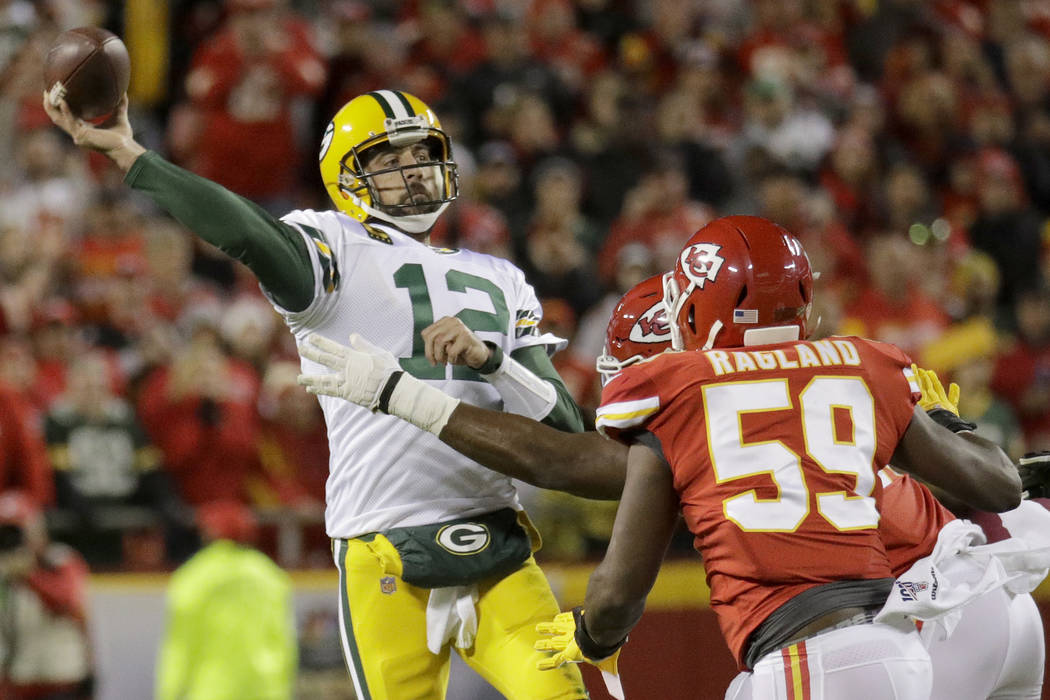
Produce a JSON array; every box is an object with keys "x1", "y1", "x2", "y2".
[
  {"x1": 725, "y1": 622, "x2": 932, "y2": 700},
  {"x1": 927, "y1": 590, "x2": 1044, "y2": 700}
]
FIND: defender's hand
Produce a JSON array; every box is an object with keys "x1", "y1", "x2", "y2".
[
  {"x1": 297, "y1": 333, "x2": 400, "y2": 410},
  {"x1": 914, "y1": 365, "x2": 961, "y2": 416},
  {"x1": 534, "y1": 610, "x2": 621, "y2": 674},
  {"x1": 422, "y1": 317, "x2": 490, "y2": 369}
]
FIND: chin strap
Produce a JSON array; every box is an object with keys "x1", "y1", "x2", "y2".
[{"x1": 478, "y1": 342, "x2": 557, "y2": 421}]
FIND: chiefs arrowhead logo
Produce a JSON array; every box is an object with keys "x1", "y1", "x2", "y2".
[
  {"x1": 680, "y1": 243, "x2": 725, "y2": 289},
  {"x1": 630, "y1": 301, "x2": 670, "y2": 343}
]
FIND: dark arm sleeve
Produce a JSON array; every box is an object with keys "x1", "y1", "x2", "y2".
[
  {"x1": 124, "y1": 151, "x2": 315, "y2": 312},
  {"x1": 509, "y1": 344, "x2": 586, "y2": 433}
]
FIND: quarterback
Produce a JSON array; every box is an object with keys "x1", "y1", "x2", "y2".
[{"x1": 44, "y1": 90, "x2": 588, "y2": 699}]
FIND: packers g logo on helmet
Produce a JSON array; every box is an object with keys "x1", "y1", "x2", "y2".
[{"x1": 319, "y1": 90, "x2": 459, "y2": 234}]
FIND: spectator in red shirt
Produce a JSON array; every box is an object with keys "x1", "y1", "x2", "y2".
[
  {"x1": 840, "y1": 233, "x2": 951, "y2": 358},
  {"x1": 527, "y1": 0, "x2": 606, "y2": 93},
  {"x1": 250, "y1": 362, "x2": 328, "y2": 510},
  {"x1": 137, "y1": 331, "x2": 259, "y2": 506},
  {"x1": 0, "y1": 382, "x2": 52, "y2": 508},
  {"x1": 175, "y1": 0, "x2": 326, "y2": 210},
  {"x1": 598, "y1": 150, "x2": 713, "y2": 284}
]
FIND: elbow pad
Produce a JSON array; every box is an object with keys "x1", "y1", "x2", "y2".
[{"x1": 480, "y1": 343, "x2": 556, "y2": 421}]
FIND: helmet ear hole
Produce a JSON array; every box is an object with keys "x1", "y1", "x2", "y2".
[
  {"x1": 799, "y1": 280, "x2": 810, "y2": 303},
  {"x1": 736, "y1": 285, "x2": 748, "y2": 307},
  {"x1": 687, "y1": 303, "x2": 697, "y2": 334}
]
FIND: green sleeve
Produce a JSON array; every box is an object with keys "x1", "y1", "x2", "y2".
[
  {"x1": 510, "y1": 345, "x2": 586, "y2": 433},
  {"x1": 125, "y1": 151, "x2": 315, "y2": 312}
]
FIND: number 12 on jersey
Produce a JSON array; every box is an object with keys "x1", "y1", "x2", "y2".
[
  {"x1": 703, "y1": 376, "x2": 879, "y2": 533},
  {"x1": 393, "y1": 263, "x2": 510, "y2": 380}
]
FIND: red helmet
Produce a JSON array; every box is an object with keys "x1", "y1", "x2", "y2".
[
  {"x1": 664, "y1": 216, "x2": 813, "y2": 351},
  {"x1": 596, "y1": 274, "x2": 672, "y2": 381}
]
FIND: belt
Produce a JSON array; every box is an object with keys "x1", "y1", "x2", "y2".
[{"x1": 780, "y1": 605, "x2": 880, "y2": 648}]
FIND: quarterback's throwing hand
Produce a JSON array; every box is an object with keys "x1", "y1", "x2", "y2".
[{"x1": 297, "y1": 333, "x2": 400, "y2": 410}]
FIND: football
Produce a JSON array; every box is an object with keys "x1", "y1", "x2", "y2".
[{"x1": 43, "y1": 26, "x2": 130, "y2": 124}]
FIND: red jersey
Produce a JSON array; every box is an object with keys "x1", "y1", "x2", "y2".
[
  {"x1": 596, "y1": 336, "x2": 920, "y2": 667},
  {"x1": 877, "y1": 467, "x2": 956, "y2": 577}
]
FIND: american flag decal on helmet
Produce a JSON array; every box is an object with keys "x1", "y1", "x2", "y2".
[
  {"x1": 515, "y1": 309, "x2": 540, "y2": 338},
  {"x1": 733, "y1": 309, "x2": 759, "y2": 324}
]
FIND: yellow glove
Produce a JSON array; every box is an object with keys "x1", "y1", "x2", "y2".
[
  {"x1": 534, "y1": 609, "x2": 622, "y2": 674},
  {"x1": 913, "y1": 364, "x2": 961, "y2": 416}
]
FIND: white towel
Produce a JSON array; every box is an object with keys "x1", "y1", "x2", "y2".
[
  {"x1": 425, "y1": 585, "x2": 479, "y2": 654},
  {"x1": 876, "y1": 518, "x2": 1050, "y2": 642}
]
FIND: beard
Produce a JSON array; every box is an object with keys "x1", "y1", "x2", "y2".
[{"x1": 375, "y1": 180, "x2": 442, "y2": 216}]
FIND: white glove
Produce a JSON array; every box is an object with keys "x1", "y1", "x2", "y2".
[
  {"x1": 297, "y1": 333, "x2": 459, "y2": 435},
  {"x1": 297, "y1": 333, "x2": 400, "y2": 410}
]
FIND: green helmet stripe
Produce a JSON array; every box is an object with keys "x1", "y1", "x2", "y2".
[
  {"x1": 366, "y1": 91, "x2": 396, "y2": 119},
  {"x1": 392, "y1": 91, "x2": 415, "y2": 116}
]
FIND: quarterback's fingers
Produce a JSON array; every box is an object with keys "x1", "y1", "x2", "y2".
[
  {"x1": 42, "y1": 91, "x2": 62, "y2": 122},
  {"x1": 421, "y1": 328, "x2": 443, "y2": 365},
  {"x1": 444, "y1": 336, "x2": 473, "y2": 365},
  {"x1": 948, "y1": 382, "x2": 961, "y2": 408}
]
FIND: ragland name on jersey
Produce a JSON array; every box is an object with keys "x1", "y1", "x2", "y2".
[{"x1": 596, "y1": 336, "x2": 923, "y2": 666}]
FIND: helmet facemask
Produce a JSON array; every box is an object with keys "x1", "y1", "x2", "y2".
[{"x1": 337, "y1": 120, "x2": 459, "y2": 234}]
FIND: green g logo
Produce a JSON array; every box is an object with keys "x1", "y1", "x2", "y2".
[{"x1": 436, "y1": 523, "x2": 490, "y2": 555}]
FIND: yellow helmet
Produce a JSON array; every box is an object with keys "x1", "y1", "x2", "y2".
[{"x1": 319, "y1": 90, "x2": 458, "y2": 234}]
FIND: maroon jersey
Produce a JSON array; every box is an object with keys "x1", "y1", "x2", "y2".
[
  {"x1": 596, "y1": 337, "x2": 920, "y2": 666},
  {"x1": 877, "y1": 467, "x2": 956, "y2": 577}
]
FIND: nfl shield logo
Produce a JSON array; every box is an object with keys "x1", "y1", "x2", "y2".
[{"x1": 380, "y1": 576, "x2": 397, "y2": 595}]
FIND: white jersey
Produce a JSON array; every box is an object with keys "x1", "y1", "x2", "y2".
[{"x1": 267, "y1": 209, "x2": 566, "y2": 538}]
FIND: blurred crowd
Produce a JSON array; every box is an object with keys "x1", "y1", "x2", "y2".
[{"x1": 1, "y1": 0, "x2": 1050, "y2": 567}]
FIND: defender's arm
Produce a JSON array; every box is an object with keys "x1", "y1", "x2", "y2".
[
  {"x1": 582, "y1": 443, "x2": 679, "y2": 648},
  {"x1": 441, "y1": 403, "x2": 624, "y2": 499},
  {"x1": 891, "y1": 405, "x2": 1021, "y2": 513}
]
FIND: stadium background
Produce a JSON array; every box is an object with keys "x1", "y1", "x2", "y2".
[{"x1": 2, "y1": 0, "x2": 1050, "y2": 697}]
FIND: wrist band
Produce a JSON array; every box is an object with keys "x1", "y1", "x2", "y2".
[
  {"x1": 477, "y1": 341, "x2": 503, "y2": 374},
  {"x1": 573, "y1": 607, "x2": 627, "y2": 662},
  {"x1": 377, "y1": 371, "x2": 404, "y2": 414}
]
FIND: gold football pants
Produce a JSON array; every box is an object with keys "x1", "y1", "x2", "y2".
[{"x1": 332, "y1": 536, "x2": 588, "y2": 700}]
